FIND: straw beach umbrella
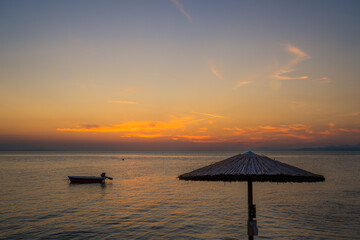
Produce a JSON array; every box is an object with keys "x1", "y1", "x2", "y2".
[{"x1": 179, "y1": 151, "x2": 325, "y2": 239}]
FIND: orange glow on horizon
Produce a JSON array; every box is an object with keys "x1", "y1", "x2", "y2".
[
  {"x1": 54, "y1": 117, "x2": 360, "y2": 146},
  {"x1": 56, "y1": 117, "x2": 194, "y2": 133}
]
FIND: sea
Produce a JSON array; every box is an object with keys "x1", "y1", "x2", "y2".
[{"x1": 0, "y1": 151, "x2": 359, "y2": 240}]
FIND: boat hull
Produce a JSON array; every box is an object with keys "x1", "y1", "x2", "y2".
[{"x1": 68, "y1": 176, "x2": 105, "y2": 183}]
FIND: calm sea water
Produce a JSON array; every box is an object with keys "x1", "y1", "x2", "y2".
[{"x1": 0, "y1": 151, "x2": 359, "y2": 240}]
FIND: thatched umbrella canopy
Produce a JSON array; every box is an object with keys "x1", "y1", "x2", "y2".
[
  {"x1": 178, "y1": 151, "x2": 325, "y2": 239},
  {"x1": 179, "y1": 151, "x2": 325, "y2": 182}
]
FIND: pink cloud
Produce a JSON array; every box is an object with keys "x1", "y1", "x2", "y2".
[{"x1": 171, "y1": 0, "x2": 192, "y2": 23}]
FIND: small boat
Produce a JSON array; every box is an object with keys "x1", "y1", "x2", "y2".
[{"x1": 68, "y1": 172, "x2": 113, "y2": 184}]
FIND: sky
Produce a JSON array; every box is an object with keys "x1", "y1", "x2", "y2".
[{"x1": 0, "y1": 0, "x2": 359, "y2": 150}]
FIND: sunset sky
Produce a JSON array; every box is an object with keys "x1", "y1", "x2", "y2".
[{"x1": 1, "y1": 0, "x2": 359, "y2": 150}]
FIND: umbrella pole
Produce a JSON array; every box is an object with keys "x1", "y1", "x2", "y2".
[{"x1": 248, "y1": 180, "x2": 254, "y2": 240}]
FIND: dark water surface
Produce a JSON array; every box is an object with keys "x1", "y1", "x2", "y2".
[{"x1": 0, "y1": 151, "x2": 359, "y2": 239}]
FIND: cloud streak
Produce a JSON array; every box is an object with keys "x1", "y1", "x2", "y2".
[
  {"x1": 272, "y1": 44, "x2": 311, "y2": 81},
  {"x1": 286, "y1": 44, "x2": 311, "y2": 66},
  {"x1": 57, "y1": 118, "x2": 192, "y2": 133},
  {"x1": 56, "y1": 118, "x2": 360, "y2": 145},
  {"x1": 209, "y1": 60, "x2": 222, "y2": 79},
  {"x1": 191, "y1": 112, "x2": 224, "y2": 119},
  {"x1": 236, "y1": 81, "x2": 252, "y2": 88},
  {"x1": 56, "y1": 112, "x2": 227, "y2": 143},
  {"x1": 224, "y1": 123, "x2": 360, "y2": 144},
  {"x1": 171, "y1": 0, "x2": 192, "y2": 23},
  {"x1": 319, "y1": 77, "x2": 332, "y2": 84},
  {"x1": 225, "y1": 124, "x2": 315, "y2": 141}
]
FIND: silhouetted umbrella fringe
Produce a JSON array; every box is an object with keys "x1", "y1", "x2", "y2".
[
  {"x1": 178, "y1": 151, "x2": 325, "y2": 239},
  {"x1": 178, "y1": 151, "x2": 325, "y2": 182}
]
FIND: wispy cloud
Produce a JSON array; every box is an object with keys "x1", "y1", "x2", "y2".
[
  {"x1": 57, "y1": 118, "x2": 360, "y2": 144},
  {"x1": 191, "y1": 112, "x2": 224, "y2": 119},
  {"x1": 337, "y1": 128, "x2": 360, "y2": 133},
  {"x1": 125, "y1": 133, "x2": 170, "y2": 138},
  {"x1": 286, "y1": 44, "x2": 311, "y2": 66},
  {"x1": 224, "y1": 123, "x2": 360, "y2": 144},
  {"x1": 110, "y1": 101, "x2": 137, "y2": 104},
  {"x1": 338, "y1": 112, "x2": 360, "y2": 118},
  {"x1": 319, "y1": 77, "x2": 332, "y2": 84},
  {"x1": 225, "y1": 124, "x2": 315, "y2": 141},
  {"x1": 272, "y1": 44, "x2": 311, "y2": 81},
  {"x1": 171, "y1": 0, "x2": 192, "y2": 23},
  {"x1": 209, "y1": 60, "x2": 222, "y2": 79},
  {"x1": 198, "y1": 127, "x2": 208, "y2": 132},
  {"x1": 56, "y1": 109, "x2": 229, "y2": 143},
  {"x1": 318, "y1": 130, "x2": 337, "y2": 135},
  {"x1": 57, "y1": 117, "x2": 192, "y2": 133},
  {"x1": 236, "y1": 81, "x2": 252, "y2": 88},
  {"x1": 172, "y1": 135, "x2": 223, "y2": 143},
  {"x1": 319, "y1": 127, "x2": 360, "y2": 135},
  {"x1": 56, "y1": 113, "x2": 224, "y2": 141}
]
